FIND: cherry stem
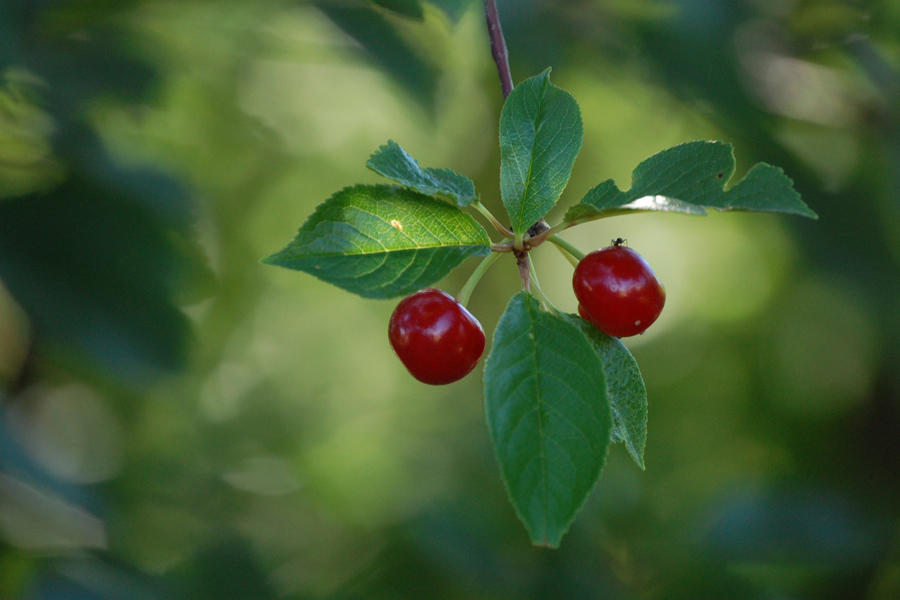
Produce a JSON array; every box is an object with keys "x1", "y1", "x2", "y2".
[
  {"x1": 457, "y1": 251, "x2": 502, "y2": 306},
  {"x1": 548, "y1": 234, "x2": 586, "y2": 262},
  {"x1": 483, "y1": 0, "x2": 514, "y2": 99},
  {"x1": 528, "y1": 260, "x2": 561, "y2": 313},
  {"x1": 473, "y1": 200, "x2": 514, "y2": 238},
  {"x1": 553, "y1": 243, "x2": 581, "y2": 269}
]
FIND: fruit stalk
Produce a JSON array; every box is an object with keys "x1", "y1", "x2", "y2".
[
  {"x1": 457, "y1": 251, "x2": 502, "y2": 307},
  {"x1": 549, "y1": 235, "x2": 586, "y2": 262}
]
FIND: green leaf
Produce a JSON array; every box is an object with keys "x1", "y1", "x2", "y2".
[
  {"x1": 366, "y1": 140, "x2": 477, "y2": 206},
  {"x1": 562, "y1": 314, "x2": 648, "y2": 470},
  {"x1": 500, "y1": 69, "x2": 583, "y2": 235},
  {"x1": 0, "y1": 175, "x2": 194, "y2": 378},
  {"x1": 484, "y1": 292, "x2": 612, "y2": 547},
  {"x1": 262, "y1": 185, "x2": 491, "y2": 298},
  {"x1": 564, "y1": 141, "x2": 818, "y2": 223},
  {"x1": 369, "y1": 0, "x2": 424, "y2": 20},
  {"x1": 426, "y1": 0, "x2": 476, "y2": 22},
  {"x1": 315, "y1": 3, "x2": 437, "y2": 106}
]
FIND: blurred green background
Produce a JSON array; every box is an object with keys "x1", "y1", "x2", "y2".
[{"x1": 2, "y1": 0, "x2": 899, "y2": 598}]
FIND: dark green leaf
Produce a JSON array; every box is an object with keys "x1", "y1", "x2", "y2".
[
  {"x1": 500, "y1": 69, "x2": 583, "y2": 234},
  {"x1": 262, "y1": 185, "x2": 491, "y2": 299},
  {"x1": 484, "y1": 292, "x2": 612, "y2": 547},
  {"x1": 191, "y1": 537, "x2": 278, "y2": 600},
  {"x1": 0, "y1": 176, "x2": 194, "y2": 378},
  {"x1": 564, "y1": 141, "x2": 817, "y2": 222},
  {"x1": 369, "y1": 0, "x2": 424, "y2": 20},
  {"x1": 366, "y1": 140, "x2": 477, "y2": 206},
  {"x1": 315, "y1": 3, "x2": 437, "y2": 107},
  {"x1": 563, "y1": 314, "x2": 648, "y2": 470},
  {"x1": 426, "y1": 0, "x2": 477, "y2": 22}
]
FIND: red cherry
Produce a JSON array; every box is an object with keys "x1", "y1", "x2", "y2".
[
  {"x1": 573, "y1": 245, "x2": 665, "y2": 338},
  {"x1": 389, "y1": 288, "x2": 485, "y2": 385}
]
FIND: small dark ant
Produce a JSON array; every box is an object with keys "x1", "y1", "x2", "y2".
[{"x1": 611, "y1": 237, "x2": 627, "y2": 247}]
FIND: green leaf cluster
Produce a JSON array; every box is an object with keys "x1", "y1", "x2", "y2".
[{"x1": 262, "y1": 70, "x2": 816, "y2": 548}]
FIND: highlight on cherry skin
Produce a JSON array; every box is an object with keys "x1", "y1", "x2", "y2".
[
  {"x1": 389, "y1": 288, "x2": 486, "y2": 385},
  {"x1": 573, "y1": 242, "x2": 666, "y2": 338}
]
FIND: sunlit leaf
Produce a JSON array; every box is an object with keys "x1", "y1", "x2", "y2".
[
  {"x1": 563, "y1": 314, "x2": 648, "y2": 470},
  {"x1": 500, "y1": 69, "x2": 583, "y2": 234},
  {"x1": 0, "y1": 73, "x2": 64, "y2": 200},
  {"x1": 484, "y1": 292, "x2": 612, "y2": 547},
  {"x1": 367, "y1": 140, "x2": 477, "y2": 206},
  {"x1": 564, "y1": 141, "x2": 817, "y2": 222},
  {"x1": 262, "y1": 185, "x2": 491, "y2": 299}
]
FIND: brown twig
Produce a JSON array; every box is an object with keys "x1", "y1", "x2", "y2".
[
  {"x1": 514, "y1": 248, "x2": 530, "y2": 292},
  {"x1": 483, "y1": 0, "x2": 513, "y2": 99}
]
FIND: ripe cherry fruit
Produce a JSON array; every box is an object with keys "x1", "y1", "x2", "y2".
[
  {"x1": 573, "y1": 244, "x2": 666, "y2": 338},
  {"x1": 389, "y1": 288, "x2": 485, "y2": 385}
]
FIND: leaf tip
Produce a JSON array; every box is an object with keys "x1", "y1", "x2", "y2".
[
  {"x1": 259, "y1": 253, "x2": 278, "y2": 266},
  {"x1": 366, "y1": 139, "x2": 399, "y2": 164}
]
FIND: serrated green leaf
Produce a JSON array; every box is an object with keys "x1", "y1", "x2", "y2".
[
  {"x1": 366, "y1": 140, "x2": 477, "y2": 206},
  {"x1": 484, "y1": 292, "x2": 612, "y2": 547},
  {"x1": 564, "y1": 141, "x2": 817, "y2": 223},
  {"x1": 562, "y1": 314, "x2": 648, "y2": 470},
  {"x1": 500, "y1": 69, "x2": 583, "y2": 234},
  {"x1": 262, "y1": 185, "x2": 491, "y2": 298}
]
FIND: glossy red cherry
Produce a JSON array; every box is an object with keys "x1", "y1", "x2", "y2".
[
  {"x1": 573, "y1": 244, "x2": 665, "y2": 338},
  {"x1": 389, "y1": 288, "x2": 485, "y2": 385}
]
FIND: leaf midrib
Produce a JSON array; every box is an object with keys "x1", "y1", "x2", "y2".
[
  {"x1": 524, "y1": 297, "x2": 551, "y2": 542},
  {"x1": 515, "y1": 74, "x2": 550, "y2": 232},
  {"x1": 296, "y1": 243, "x2": 488, "y2": 258}
]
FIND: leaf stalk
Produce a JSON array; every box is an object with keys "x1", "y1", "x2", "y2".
[{"x1": 473, "y1": 200, "x2": 514, "y2": 238}]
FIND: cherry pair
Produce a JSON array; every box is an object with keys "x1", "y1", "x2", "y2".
[{"x1": 388, "y1": 242, "x2": 665, "y2": 385}]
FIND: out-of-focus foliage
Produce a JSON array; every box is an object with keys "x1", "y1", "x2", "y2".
[
  {"x1": 0, "y1": 71, "x2": 65, "y2": 200},
  {"x1": 1, "y1": 0, "x2": 899, "y2": 598}
]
